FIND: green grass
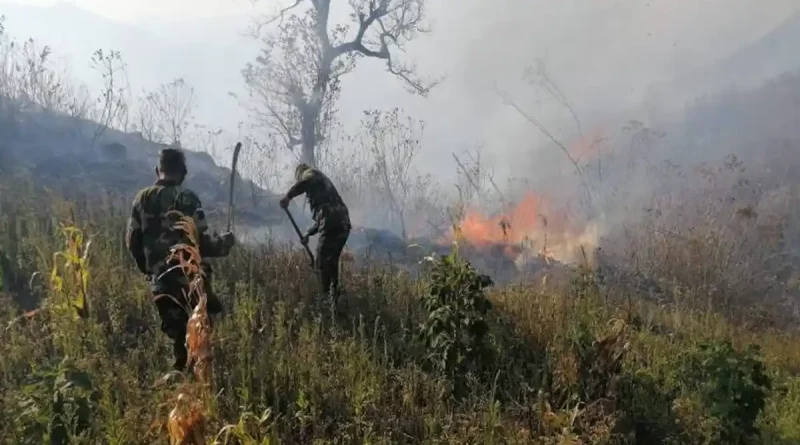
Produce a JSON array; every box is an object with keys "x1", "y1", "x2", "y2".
[{"x1": 2, "y1": 181, "x2": 800, "y2": 445}]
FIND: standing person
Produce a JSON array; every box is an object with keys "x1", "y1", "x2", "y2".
[
  {"x1": 279, "y1": 163, "x2": 351, "y2": 305},
  {"x1": 126, "y1": 148, "x2": 236, "y2": 372}
]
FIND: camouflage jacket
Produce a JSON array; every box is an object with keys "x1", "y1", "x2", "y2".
[
  {"x1": 126, "y1": 179, "x2": 231, "y2": 276},
  {"x1": 286, "y1": 167, "x2": 351, "y2": 236}
]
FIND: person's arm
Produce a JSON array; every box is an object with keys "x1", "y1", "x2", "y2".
[
  {"x1": 125, "y1": 192, "x2": 148, "y2": 274},
  {"x1": 177, "y1": 190, "x2": 234, "y2": 258},
  {"x1": 284, "y1": 169, "x2": 315, "y2": 201}
]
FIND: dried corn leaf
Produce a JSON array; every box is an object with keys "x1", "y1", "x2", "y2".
[{"x1": 167, "y1": 393, "x2": 206, "y2": 445}]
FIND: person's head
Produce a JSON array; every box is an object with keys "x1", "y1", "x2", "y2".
[
  {"x1": 156, "y1": 148, "x2": 188, "y2": 183},
  {"x1": 294, "y1": 162, "x2": 312, "y2": 181}
]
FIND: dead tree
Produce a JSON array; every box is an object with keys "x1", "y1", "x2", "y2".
[
  {"x1": 137, "y1": 78, "x2": 195, "y2": 146},
  {"x1": 362, "y1": 107, "x2": 424, "y2": 241},
  {"x1": 242, "y1": 0, "x2": 438, "y2": 166},
  {"x1": 89, "y1": 49, "x2": 129, "y2": 145}
]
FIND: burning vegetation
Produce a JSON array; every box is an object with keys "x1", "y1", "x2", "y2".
[
  {"x1": 4, "y1": 3, "x2": 800, "y2": 444},
  {"x1": 443, "y1": 192, "x2": 597, "y2": 265}
]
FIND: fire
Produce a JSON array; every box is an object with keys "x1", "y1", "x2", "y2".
[
  {"x1": 445, "y1": 191, "x2": 597, "y2": 266},
  {"x1": 456, "y1": 193, "x2": 548, "y2": 246}
]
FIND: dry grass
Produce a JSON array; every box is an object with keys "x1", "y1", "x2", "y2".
[
  {"x1": 156, "y1": 212, "x2": 215, "y2": 444},
  {"x1": 1, "y1": 181, "x2": 800, "y2": 444}
]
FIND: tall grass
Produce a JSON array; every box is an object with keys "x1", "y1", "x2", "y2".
[{"x1": 1, "y1": 180, "x2": 800, "y2": 444}]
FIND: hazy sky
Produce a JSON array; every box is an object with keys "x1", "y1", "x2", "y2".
[
  {"x1": 3, "y1": 0, "x2": 800, "y2": 182},
  {"x1": 7, "y1": 0, "x2": 254, "y2": 20}
]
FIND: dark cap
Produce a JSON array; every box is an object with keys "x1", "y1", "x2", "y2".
[{"x1": 158, "y1": 148, "x2": 187, "y2": 176}]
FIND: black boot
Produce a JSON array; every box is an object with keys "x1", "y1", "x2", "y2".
[
  {"x1": 206, "y1": 291, "x2": 224, "y2": 315},
  {"x1": 171, "y1": 335, "x2": 188, "y2": 372}
]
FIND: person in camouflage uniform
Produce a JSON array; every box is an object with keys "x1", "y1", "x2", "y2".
[
  {"x1": 280, "y1": 163, "x2": 351, "y2": 303},
  {"x1": 126, "y1": 148, "x2": 235, "y2": 371}
]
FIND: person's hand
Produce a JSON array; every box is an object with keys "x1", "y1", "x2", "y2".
[
  {"x1": 221, "y1": 231, "x2": 236, "y2": 249},
  {"x1": 300, "y1": 233, "x2": 309, "y2": 245},
  {"x1": 279, "y1": 196, "x2": 290, "y2": 209}
]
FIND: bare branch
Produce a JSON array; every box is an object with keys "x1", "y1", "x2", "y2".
[
  {"x1": 244, "y1": 0, "x2": 437, "y2": 164},
  {"x1": 452, "y1": 152, "x2": 482, "y2": 197},
  {"x1": 524, "y1": 60, "x2": 582, "y2": 137},
  {"x1": 136, "y1": 78, "x2": 195, "y2": 146},
  {"x1": 330, "y1": 0, "x2": 439, "y2": 95},
  {"x1": 494, "y1": 83, "x2": 594, "y2": 208},
  {"x1": 254, "y1": 0, "x2": 306, "y2": 31},
  {"x1": 89, "y1": 49, "x2": 129, "y2": 145}
]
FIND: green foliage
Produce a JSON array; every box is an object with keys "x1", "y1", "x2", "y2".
[
  {"x1": 687, "y1": 341, "x2": 772, "y2": 444},
  {"x1": 214, "y1": 409, "x2": 275, "y2": 444},
  {"x1": 420, "y1": 251, "x2": 493, "y2": 394},
  {"x1": 49, "y1": 224, "x2": 91, "y2": 319},
  {"x1": 2, "y1": 183, "x2": 800, "y2": 444},
  {"x1": 12, "y1": 357, "x2": 98, "y2": 445}
]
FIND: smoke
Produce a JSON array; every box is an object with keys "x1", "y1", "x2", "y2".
[
  {"x1": 327, "y1": 0, "x2": 799, "y2": 237},
  {"x1": 332, "y1": 0, "x2": 800, "y2": 273},
  {"x1": 4, "y1": 0, "x2": 800, "y2": 264}
]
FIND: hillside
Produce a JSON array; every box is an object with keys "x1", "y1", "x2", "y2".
[
  {"x1": 0, "y1": 1, "x2": 256, "y2": 132},
  {"x1": 3, "y1": 155, "x2": 800, "y2": 444},
  {"x1": 0, "y1": 103, "x2": 286, "y2": 229},
  {"x1": 3, "y1": 3, "x2": 800, "y2": 443},
  {"x1": 648, "y1": 10, "x2": 800, "y2": 110},
  {"x1": 709, "y1": 10, "x2": 800, "y2": 87}
]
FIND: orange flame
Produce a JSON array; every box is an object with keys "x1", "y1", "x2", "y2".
[
  {"x1": 445, "y1": 191, "x2": 597, "y2": 266},
  {"x1": 455, "y1": 193, "x2": 550, "y2": 246}
]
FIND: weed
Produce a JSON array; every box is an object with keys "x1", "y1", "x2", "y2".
[
  {"x1": 49, "y1": 223, "x2": 92, "y2": 319},
  {"x1": 690, "y1": 341, "x2": 771, "y2": 444},
  {"x1": 420, "y1": 248, "x2": 494, "y2": 397},
  {"x1": 1, "y1": 181, "x2": 800, "y2": 444}
]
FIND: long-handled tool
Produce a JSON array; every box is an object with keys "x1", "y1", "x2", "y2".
[
  {"x1": 284, "y1": 207, "x2": 315, "y2": 266},
  {"x1": 227, "y1": 142, "x2": 243, "y2": 232}
]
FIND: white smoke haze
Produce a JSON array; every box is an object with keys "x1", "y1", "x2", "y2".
[{"x1": 2, "y1": 0, "x2": 800, "y2": 280}]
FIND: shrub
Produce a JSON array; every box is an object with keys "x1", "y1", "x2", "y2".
[
  {"x1": 420, "y1": 249, "x2": 494, "y2": 396},
  {"x1": 686, "y1": 341, "x2": 771, "y2": 444}
]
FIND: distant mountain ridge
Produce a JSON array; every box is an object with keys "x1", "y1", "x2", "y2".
[
  {"x1": 712, "y1": 10, "x2": 800, "y2": 84},
  {"x1": 647, "y1": 10, "x2": 800, "y2": 110},
  {"x1": 0, "y1": 101, "x2": 286, "y2": 230},
  {"x1": 0, "y1": 1, "x2": 257, "y2": 133}
]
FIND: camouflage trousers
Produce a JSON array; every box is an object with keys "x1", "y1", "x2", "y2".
[
  {"x1": 150, "y1": 262, "x2": 223, "y2": 372},
  {"x1": 315, "y1": 226, "x2": 350, "y2": 303}
]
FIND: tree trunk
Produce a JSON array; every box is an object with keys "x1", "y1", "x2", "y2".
[{"x1": 301, "y1": 109, "x2": 317, "y2": 167}]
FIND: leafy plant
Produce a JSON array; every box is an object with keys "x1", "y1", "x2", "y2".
[
  {"x1": 49, "y1": 224, "x2": 91, "y2": 319},
  {"x1": 688, "y1": 341, "x2": 771, "y2": 444},
  {"x1": 14, "y1": 357, "x2": 98, "y2": 445},
  {"x1": 420, "y1": 249, "x2": 493, "y2": 395},
  {"x1": 214, "y1": 409, "x2": 275, "y2": 445}
]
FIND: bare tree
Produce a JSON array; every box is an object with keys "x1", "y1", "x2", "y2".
[
  {"x1": 0, "y1": 22, "x2": 67, "y2": 115},
  {"x1": 239, "y1": 133, "x2": 285, "y2": 206},
  {"x1": 242, "y1": 0, "x2": 438, "y2": 166},
  {"x1": 139, "y1": 78, "x2": 196, "y2": 146},
  {"x1": 185, "y1": 123, "x2": 225, "y2": 159},
  {"x1": 134, "y1": 89, "x2": 159, "y2": 142},
  {"x1": 0, "y1": 18, "x2": 94, "y2": 137},
  {"x1": 360, "y1": 107, "x2": 424, "y2": 240},
  {"x1": 89, "y1": 49, "x2": 129, "y2": 145}
]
